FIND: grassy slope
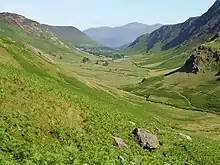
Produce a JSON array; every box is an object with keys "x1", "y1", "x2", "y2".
[
  {"x1": 43, "y1": 25, "x2": 99, "y2": 47},
  {"x1": 0, "y1": 21, "x2": 72, "y2": 54},
  {"x1": 123, "y1": 34, "x2": 148, "y2": 54},
  {"x1": 0, "y1": 37, "x2": 220, "y2": 165},
  {"x1": 124, "y1": 39, "x2": 220, "y2": 114}
]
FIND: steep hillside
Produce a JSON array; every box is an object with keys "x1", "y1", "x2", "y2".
[
  {"x1": 1, "y1": 8, "x2": 220, "y2": 165},
  {"x1": 0, "y1": 12, "x2": 71, "y2": 53},
  {"x1": 125, "y1": 34, "x2": 148, "y2": 53},
  {"x1": 124, "y1": 38, "x2": 220, "y2": 114},
  {"x1": 1, "y1": 32, "x2": 220, "y2": 165},
  {"x1": 127, "y1": 0, "x2": 220, "y2": 52},
  {"x1": 84, "y1": 23, "x2": 162, "y2": 48},
  {"x1": 43, "y1": 25, "x2": 99, "y2": 47}
]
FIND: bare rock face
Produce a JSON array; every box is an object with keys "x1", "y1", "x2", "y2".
[
  {"x1": 132, "y1": 128, "x2": 160, "y2": 150},
  {"x1": 179, "y1": 54, "x2": 200, "y2": 73},
  {"x1": 178, "y1": 44, "x2": 220, "y2": 74},
  {"x1": 112, "y1": 136, "x2": 128, "y2": 149}
]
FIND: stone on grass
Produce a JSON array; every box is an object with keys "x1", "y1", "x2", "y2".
[
  {"x1": 132, "y1": 128, "x2": 160, "y2": 150},
  {"x1": 112, "y1": 136, "x2": 128, "y2": 149},
  {"x1": 118, "y1": 155, "x2": 124, "y2": 161},
  {"x1": 129, "y1": 121, "x2": 136, "y2": 125},
  {"x1": 178, "y1": 133, "x2": 192, "y2": 141}
]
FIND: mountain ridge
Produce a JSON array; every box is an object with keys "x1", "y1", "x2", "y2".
[
  {"x1": 84, "y1": 22, "x2": 162, "y2": 48},
  {"x1": 127, "y1": 0, "x2": 220, "y2": 52},
  {"x1": 43, "y1": 24, "x2": 99, "y2": 47},
  {"x1": 0, "y1": 12, "x2": 99, "y2": 49}
]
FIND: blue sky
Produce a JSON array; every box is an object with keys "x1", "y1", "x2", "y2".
[{"x1": 0, "y1": 0, "x2": 216, "y2": 30}]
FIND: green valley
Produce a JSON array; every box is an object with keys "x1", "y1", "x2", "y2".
[{"x1": 0, "y1": 1, "x2": 220, "y2": 165}]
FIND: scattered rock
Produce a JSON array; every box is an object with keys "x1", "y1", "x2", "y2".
[
  {"x1": 129, "y1": 121, "x2": 136, "y2": 125},
  {"x1": 132, "y1": 128, "x2": 160, "y2": 150},
  {"x1": 112, "y1": 136, "x2": 128, "y2": 149},
  {"x1": 141, "y1": 78, "x2": 147, "y2": 83},
  {"x1": 217, "y1": 77, "x2": 220, "y2": 81},
  {"x1": 164, "y1": 163, "x2": 170, "y2": 165},
  {"x1": 155, "y1": 127, "x2": 160, "y2": 132},
  {"x1": 178, "y1": 133, "x2": 192, "y2": 141},
  {"x1": 185, "y1": 162, "x2": 190, "y2": 165},
  {"x1": 118, "y1": 155, "x2": 124, "y2": 162},
  {"x1": 215, "y1": 71, "x2": 220, "y2": 76}
]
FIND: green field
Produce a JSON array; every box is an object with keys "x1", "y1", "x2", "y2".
[
  {"x1": 0, "y1": 11, "x2": 220, "y2": 165},
  {"x1": 123, "y1": 38, "x2": 220, "y2": 115},
  {"x1": 0, "y1": 34, "x2": 220, "y2": 165}
]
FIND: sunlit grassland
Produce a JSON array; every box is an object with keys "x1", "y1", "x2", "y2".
[{"x1": 0, "y1": 37, "x2": 220, "y2": 164}]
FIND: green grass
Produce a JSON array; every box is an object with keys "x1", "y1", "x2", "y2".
[
  {"x1": 0, "y1": 29, "x2": 220, "y2": 164},
  {"x1": 0, "y1": 21, "x2": 72, "y2": 54},
  {"x1": 43, "y1": 25, "x2": 100, "y2": 47}
]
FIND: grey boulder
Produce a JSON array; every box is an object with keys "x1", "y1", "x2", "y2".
[
  {"x1": 112, "y1": 136, "x2": 128, "y2": 149},
  {"x1": 132, "y1": 128, "x2": 160, "y2": 150}
]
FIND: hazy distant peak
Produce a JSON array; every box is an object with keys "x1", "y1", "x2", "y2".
[{"x1": 84, "y1": 22, "x2": 162, "y2": 48}]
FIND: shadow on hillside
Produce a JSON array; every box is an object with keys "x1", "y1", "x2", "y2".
[{"x1": 165, "y1": 54, "x2": 199, "y2": 76}]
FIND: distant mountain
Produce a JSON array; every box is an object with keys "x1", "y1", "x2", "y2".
[
  {"x1": 43, "y1": 25, "x2": 99, "y2": 47},
  {"x1": 127, "y1": 0, "x2": 220, "y2": 52},
  {"x1": 83, "y1": 23, "x2": 162, "y2": 48}
]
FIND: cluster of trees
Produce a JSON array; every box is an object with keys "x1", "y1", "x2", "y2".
[
  {"x1": 82, "y1": 57, "x2": 90, "y2": 63},
  {"x1": 78, "y1": 46, "x2": 125, "y2": 59}
]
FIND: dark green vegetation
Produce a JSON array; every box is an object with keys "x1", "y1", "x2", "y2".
[
  {"x1": 78, "y1": 46, "x2": 125, "y2": 59},
  {"x1": 84, "y1": 23, "x2": 162, "y2": 48},
  {"x1": 43, "y1": 25, "x2": 99, "y2": 47}
]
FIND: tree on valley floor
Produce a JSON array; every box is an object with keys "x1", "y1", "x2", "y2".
[
  {"x1": 103, "y1": 61, "x2": 109, "y2": 66},
  {"x1": 95, "y1": 60, "x2": 99, "y2": 64},
  {"x1": 82, "y1": 57, "x2": 90, "y2": 63}
]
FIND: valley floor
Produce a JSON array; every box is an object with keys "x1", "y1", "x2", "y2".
[{"x1": 0, "y1": 39, "x2": 220, "y2": 164}]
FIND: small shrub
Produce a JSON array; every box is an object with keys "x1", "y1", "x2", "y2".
[
  {"x1": 103, "y1": 61, "x2": 109, "y2": 66},
  {"x1": 82, "y1": 57, "x2": 90, "y2": 63}
]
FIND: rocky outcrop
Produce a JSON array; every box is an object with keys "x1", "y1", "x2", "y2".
[
  {"x1": 128, "y1": 0, "x2": 220, "y2": 52},
  {"x1": 210, "y1": 32, "x2": 220, "y2": 41},
  {"x1": 132, "y1": 128, "x2": 160, "y2": 150},
  {"x1": 179, "y1": 45, "x2": 220, "y2": 74},
  {"x1": 216, "y1": 71, "x2": 220, "y2": 81},
  {"x1": 179, "y1": 53, "x2": 200, "y2": 73}
]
